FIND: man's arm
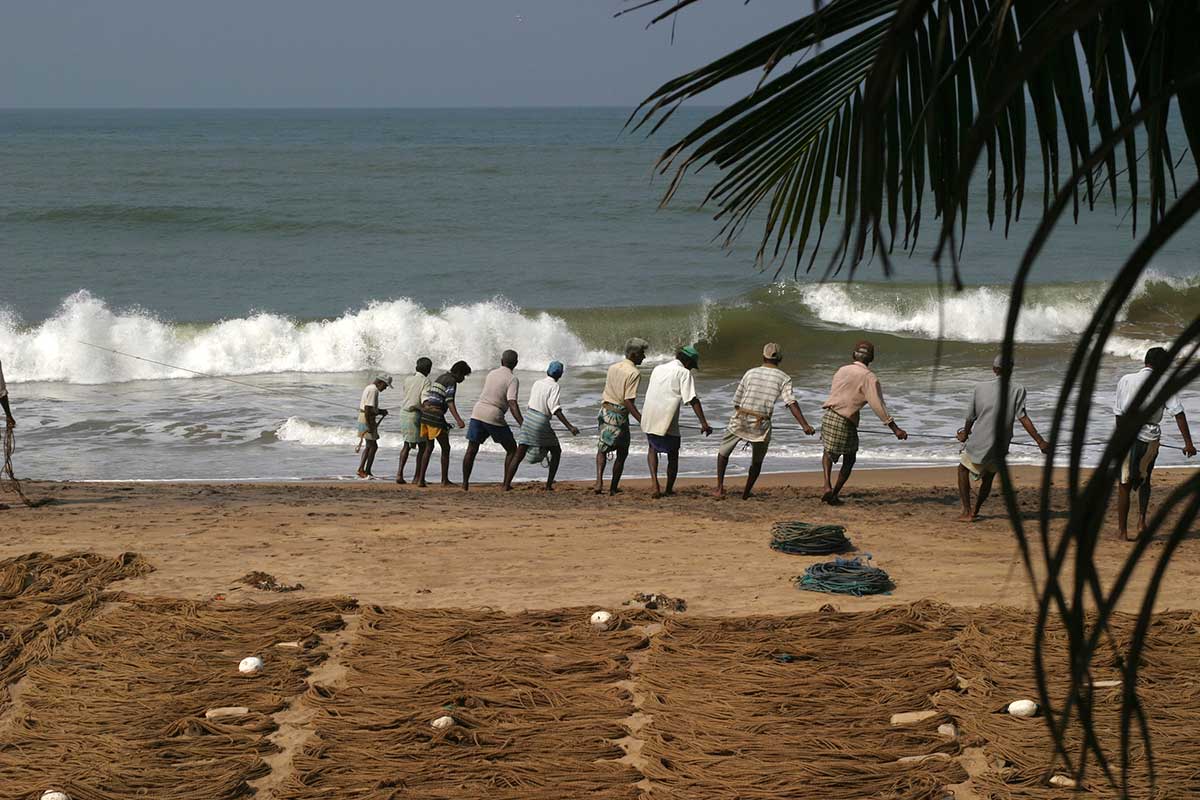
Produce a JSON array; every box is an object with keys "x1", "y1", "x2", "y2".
[
  {"x1": 622, "y1": 398, "x2": 641, "y2": 423},
  {"x1": 688, "y1": 398, "x2": 713, "y2": 436},
  {"x1": 1019, "y1": 414, "x2": 1050, "y2": 453},
  {"x1": 786, "y1": 402, "x2": 815, "y2": 436},
  {"x1": 448, "y1": 400, "x2": 465, "y2": 428},
  {"x1": 867, "y1": 375, "x2": 906, "y2": 439},
  {"x1": 507, "y1": 399, "x2": 525, "y2": 427},
  {"x1": 554, "y1": 408, "x2": 579, "y2": 436},
  {"x1": 1176, "y1": 411, "x2": 1197, "y2": 457}
]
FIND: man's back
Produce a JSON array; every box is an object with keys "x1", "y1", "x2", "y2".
[
  {"x1": 965, "y1": 378, "x2": 1026, "y2": 465},
  {"x1": 1114, "y1": 367, "x2": 1183, "y2": 442},
  {"x1": 642, "y1": 360, "x2": 696, "y2": 436},
  {"x1": 402, "y1": 373, "x2": 430, "y2": 411},
  {"x1": 471, "y1": 367, "x2": 518, "y2": 424}
]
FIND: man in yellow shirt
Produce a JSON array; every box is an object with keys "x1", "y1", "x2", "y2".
[{"x1": 594, "y1": 338, "x2": 647, "y2": 495}]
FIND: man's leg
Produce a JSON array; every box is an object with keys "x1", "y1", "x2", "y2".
[
  {"x1": 413, "y1": 441, "x2": 431, "y2": 487},
  {"x1": 1137, "y1": 472, "x2": 1154, "y2": 537},
  {"x1": 396, "y1": 442, "x2": 412, "y2": 484},
  {"x1": 501, "y1": 439, "x2": 518, "y2": 482},
  {"x1": 462, "y1": 441, "x2": 480, "y2": 492},
  {"x1": 611, "y1": 443, "x2": 629, "y2": 494},
  {"x1": 438, "y1": 434, "x2": 455, "y2": 486},
  {"x1": 357, "y1": 440, "x2": 371, "y2": 477},
  {"x1": 595, "y1": 450, "x2": 608, "y2": 494},
  {"x1": 361, "y1": 441, "x2": 379, "y2": 476},
  {"x1": 1117, "y1": 481, "x2": 1132, "y2": 539},
  {"x1": 503, "y1": 445, "x2": 528, "y2": 490},
  {"x1": 742, "y1": 449, "x2": 766, "y2": 500},
  {"x1": 958, "y1": 465, "x2": 974, "y2": 522},
  {"x1": 664, "y1": 450, "x2": 679, "y2": 496},
  {"x1": 972, "y1": 473, "x2": 996, "y2": 519},
  {"x1": 821, "y1": 452, "x2": 835, "y2": 499},
  {"x1": 648, "y1": 447, "x2": 661, "y2": 498},
  {"x1": 830, "y1": 453, "x2": 856, "y2": 503},
  {"x1": 715, "y1": 453, "x2": 729, "y2": 497},
  {"x1": 546, "y1": 447, "x2": 562, "y2": 490}
]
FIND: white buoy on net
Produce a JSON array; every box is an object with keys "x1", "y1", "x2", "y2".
[
  {"x1": 1049, "y1": 775, "x2": 1078, "y2": 788},
  {"x1": 590, "y1": 610, "x2": 614, "y2": 630},
  {"x1": 238, "y1": 656, "x2": 264, "y2": 675},
  {"x1": 41, "y1": 791, "x2": 70, "y2": 800},
  {"x1": 1006, "y1": 699, "x2": 1039, "y2": 718},
  {"x1": 431, "y1": 715, "x2": 456, "y2": 730}
]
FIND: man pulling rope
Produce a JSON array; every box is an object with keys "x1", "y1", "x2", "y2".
[{"x1": 1, "y1": 358, "x2": 42, "y2": 508}]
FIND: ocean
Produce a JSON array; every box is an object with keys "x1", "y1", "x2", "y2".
[{"x1": 1, "y1": 108, "x2": 1197, "y2": 483}]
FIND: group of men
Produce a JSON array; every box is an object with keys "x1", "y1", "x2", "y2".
[{"x1": 353, "y1": 340, "x2": 1195, "y2": 537}]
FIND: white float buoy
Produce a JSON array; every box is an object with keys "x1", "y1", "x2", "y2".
[
  {"x1": 937, "y1": 722, "x2": 958, "y2": 739},
  {"x1": 1049, "y1": 775, "x2": 1078, "y2": 788},
  {"x1": 1007, "y1": 699, "x2": 1039, "y2": 718},
  {"x1": 590, "y1": 610, "x2": 614, "y2": 630},
  {"x1": 431, "y1": 715, "x2": 456, "y2": 730},
  {"x1": 238, "y1": 656, "x2": 264, "y2": 675},
  {"x1": 41, "y1": 792, "x2": 70, "y2": 800}
]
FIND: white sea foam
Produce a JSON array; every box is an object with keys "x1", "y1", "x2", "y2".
[
  {"x1": 1, "y1": 291, "x2": 617, "y2": 384},
  {"x1": 793, "y1": 271, "x2": 1195, "y2": 356},
  {"x1": 275, "y1": 417, "x2": 387, "y2": 447}
]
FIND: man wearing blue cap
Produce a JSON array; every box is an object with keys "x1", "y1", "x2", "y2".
[
  {"x1": 503, "y1": 360, "x2": 579, "y2": 491},
  {"x1": 641, "y1": 346, "x2": 713, "y2": 498}
]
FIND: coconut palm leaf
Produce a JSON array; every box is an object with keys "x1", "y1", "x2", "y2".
[{"x1": 626, "y1": 0, "x2": 1200, "y2": 282}]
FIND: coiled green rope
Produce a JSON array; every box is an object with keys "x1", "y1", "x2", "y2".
[
  {"x1": 770, "y1": 521, "x2": 852, "y2": 555},
  {"x1": 795, "y1": 557, "x2": 894, "y2": 596}
]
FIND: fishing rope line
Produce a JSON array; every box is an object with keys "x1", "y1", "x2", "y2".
[{"x1": 2, "y1": 426, "x2": 48, "y2": 508}]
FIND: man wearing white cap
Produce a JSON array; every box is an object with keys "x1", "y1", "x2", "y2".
[
  {"x1": 956, "y1": 355, "x2": 1048, "y2": 522},
  {"x1": 356, "y1": 374, "x2": 392, "y2": 478},
  {"x1": 716, "y1": 343, "x2": 816, "y2": 499}
]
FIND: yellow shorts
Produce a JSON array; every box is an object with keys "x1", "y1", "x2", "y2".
[{"x1": 419, "y1": 423, "x2": 445, "y2": 441}]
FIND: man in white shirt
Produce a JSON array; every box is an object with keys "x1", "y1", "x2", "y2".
[
  {"x1": 356, "y1": 375, "x2": 391, "y2": 479},
  {"x1": 502, "y1": 360, "x2": 580, "y2": 491},
  {"x1": 462, "y1": 349, "x2": 524, "y2": 491},
  {"x1": 0, "y1": 360, "x2": 13, "y2": 430},
  {"x1": 1113, "y1": 347, "x2": 1195, "y2": 540},
  {"x1": 641, "y1": 346, "x2": 713, "y2": 498}
]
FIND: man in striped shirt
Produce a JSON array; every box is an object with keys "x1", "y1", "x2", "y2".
[{"x1": 715, "y1": 343, "x2": 816, "y2": 499}]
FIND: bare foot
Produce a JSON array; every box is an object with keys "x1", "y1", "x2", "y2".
[
  {"x1": 713, "y1": 487, "x2": 726, "y2": 499},
  {"x1": 593, "y1": 483, "x2": 604, "y2": 495},
  {"x1": 502, "y1": 484, "x2": 513, "y2": 492},
  {"x1": 441, "y1": 480, "x2": 458, "y2": 487},
  {"x1": 741, "y1": 491, "x2": 753, "y2": 501},
  {"x1": 651, "y1": 491, "x2": 662, "y2": 499},
  {"x1": 395, "y1": 477, "x2": 406, "y2": 485},
  {"x1": 357, "y1": 469, "x2": 369, "y2": 479},
  {"x1": 820, "y1": 490, "x2": 834, "y2": 504},
  {"x1": 417, "y1": 480, "x2": 428, "y2": 488},
  {"x1": 609, "y1": 487, "x2": 623, "y2": 496},
  {"x1": 663, "y1": 490, "x2": 676, "y2": 497},
  {"x1": 958, "y1": 513, "x2": 975, "y2": 523},
  {"x1": 826, "y1": 494, "x2": 844, "y2": 506},
  {"x1": 545, "y1": 484, "x2": 555, "y2": 491}
]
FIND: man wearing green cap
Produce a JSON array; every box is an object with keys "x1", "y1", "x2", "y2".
[
  {"x1": 716, "y1": 343, "x2": 816, "y2": 499},
  {"x1": 641, "y1": 346, "x2": 713, "y2": 498}
]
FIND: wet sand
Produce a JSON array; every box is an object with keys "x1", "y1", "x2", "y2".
[{"x1": 3, "y1": 466, "x2": 1197, "y2": 613}]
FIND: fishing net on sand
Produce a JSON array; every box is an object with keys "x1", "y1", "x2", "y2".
[
  {"x1": 278, "y1": 606, "x2": 648, "y2": 800},
  {"x1": 636, "y1": 601, "x2": 969, "y2": 799},
  {"x1": 0, "y1": 552, "x2": 153, "y2": 714},
  {"x1": 941, "y1": 607, "x2": 1200, "y2": 798},
  {"x1": 0, "y1": 594, "x2": 355, "y2": 800}
]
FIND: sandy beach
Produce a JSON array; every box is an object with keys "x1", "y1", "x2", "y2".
[{"x1": 5, "y1": 466, "x2": 1198, "y2": 613}]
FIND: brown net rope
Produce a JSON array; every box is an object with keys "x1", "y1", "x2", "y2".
[
  {"x1": 0, "y1": 595, "x2": 355, "y2": 800},
  {"x1": 941, "y1": 606, "x2": 1200, "y2": 798},
  {"x1": 278, "y1": 606, "x2": 648, "y2": 799},
  {"x1": 636, "y1": 601, "x2": 968, "y2": 799}
]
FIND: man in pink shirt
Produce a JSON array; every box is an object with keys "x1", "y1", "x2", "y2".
[{"x1": 819, "y1": 341, "x2": 907, "y2": 504}]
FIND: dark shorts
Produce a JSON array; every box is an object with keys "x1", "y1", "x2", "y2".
[
  {"x1": 466, "y1": 418, "x2": 516, "y2": 448},
  {"x1": 646, "y1": 433, "x2": 681, "y2": 455}
]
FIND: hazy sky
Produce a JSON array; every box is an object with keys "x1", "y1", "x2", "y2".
[{"x1": 1, "y1": 1, "x2": 796, "y2": 108}]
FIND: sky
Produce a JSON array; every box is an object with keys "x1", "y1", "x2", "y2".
[{"x1": 0, "y1": 1, "x2": 798, "y2": 108}]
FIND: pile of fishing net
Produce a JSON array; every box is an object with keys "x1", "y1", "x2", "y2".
[
  {"x1": 795, "y1": 555, "x2": 895, "y2": 596},
  {"x1": 770, "y1": 520, "x2": 853, "y2": 555},
  {"x1": 278, "y1": 606, "x2": 648, "y2": 799}
]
